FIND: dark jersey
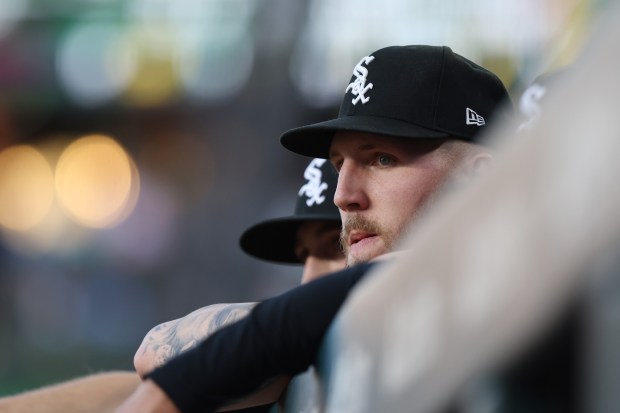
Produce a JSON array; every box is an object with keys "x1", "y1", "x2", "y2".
[{"x1": 148, "y1": 262, "x2": 376, "y2": 413}]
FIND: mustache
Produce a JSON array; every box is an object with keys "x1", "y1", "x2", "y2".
[{"x1": 340, "y1": 215, "x2": 384, "y2": 249}]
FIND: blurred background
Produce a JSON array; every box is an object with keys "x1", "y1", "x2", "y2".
[{"x1": 0, "y1": 0, "x2": 610, "y2": 395}]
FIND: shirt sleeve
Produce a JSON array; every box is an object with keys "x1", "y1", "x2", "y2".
[{"x1": 147, "y1": 262, "x2": 375, "y2": 413}]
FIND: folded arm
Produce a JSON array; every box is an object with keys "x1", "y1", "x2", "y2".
[
  {"x1": 134, "y1": 303, "x2": 257, "y2": 377},
  {"x1": 0, "y1": 371, "x2": 141, "y2": 413},
  {"x1": 134, "y1": 302, "x2": 294, "y2": 411},
  {"x1": 116, "y1": 262, "x2": 376, "y2": 413}
]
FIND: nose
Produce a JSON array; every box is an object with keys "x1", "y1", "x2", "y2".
[
  {"x1": 333, "y1": 160, "x2": 369, "y2": 212},
  {"x1": 300, "y1": 256, "x2": 346, "y2": 284}
]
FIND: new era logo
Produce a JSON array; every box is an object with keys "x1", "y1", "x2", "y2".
[{"x1": 466, "y1": 108, "x2": 485, "y2": 126}]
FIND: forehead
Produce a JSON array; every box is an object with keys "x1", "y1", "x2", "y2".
[{"x1": 329, "y1": 131, "x2": 442, "y2": 159}]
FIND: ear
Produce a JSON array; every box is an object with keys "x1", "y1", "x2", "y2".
[
  {"x1": 462, "y1": 152, "x2": 494, "y2": 179},
  {"x1": 443, "y1": 152, "x2": 495, "y2": 193}
]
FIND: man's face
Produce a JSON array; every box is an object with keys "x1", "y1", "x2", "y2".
[
  {"x1": 295, "y1": 221, "x2": 345, "y2": 284},
  {"x1": 330, "y1": 132, "x2": 456, "y2": 267}
]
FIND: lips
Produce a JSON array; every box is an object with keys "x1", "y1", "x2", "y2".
[{"x1": 348, "y1": 231, "x2": 377, "y2": 247}]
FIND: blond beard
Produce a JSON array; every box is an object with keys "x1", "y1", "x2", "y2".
[
  {"x1": 340, "y1": 215, "x2": 397, "y2": 267},
  {"x1": 339, "y1": 189, "x2": 447, "y2": 267}
]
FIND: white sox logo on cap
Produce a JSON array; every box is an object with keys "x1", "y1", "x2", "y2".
[
  {"x1": 518, "y1": 82, "x2": 547, "y2": 131},
  {"x1": 345, "y1": 55, "x2": 375, "y2": 105},
  {"x1": 298, "y1": 158, "x2": 329, "y2": 206}
]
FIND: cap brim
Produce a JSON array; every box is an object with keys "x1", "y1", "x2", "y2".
[
  {"x1": 240, "y1": 215, "x2": 341, "y2": 264},
  {"x1": 280, "y1": 115, "x2": 450, "y2": 158}
]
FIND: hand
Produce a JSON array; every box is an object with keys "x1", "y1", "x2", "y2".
[{"x1": 115, "y1": 379, "x2": 180, "y2": 413}]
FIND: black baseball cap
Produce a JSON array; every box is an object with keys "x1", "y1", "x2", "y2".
[
  {"x1": 240, "y1": 158, "x2": 340, "y2": 264},
  {"x1": 280, "y1": 45, "x2": 513, "y2": 158}
]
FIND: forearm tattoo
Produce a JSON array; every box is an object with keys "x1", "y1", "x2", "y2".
[{"x1": 137, "y1": 302, "x2": 257, "y2": 369}]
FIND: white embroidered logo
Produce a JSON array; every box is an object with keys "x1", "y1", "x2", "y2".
[
  {"x1": 345, "y1": 55, "x2": 375, "y2": 105},
  {"x1": 298, "y1": 158, "x2": 328, "y2": 206},
  {"x1": 518, "y1": 83, "x2": 547, "y2": 131},
  {"x1": 466, "y1": 108, "x2": 485, "y2": 126}
]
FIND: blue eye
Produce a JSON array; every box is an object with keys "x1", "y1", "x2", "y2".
[{"x1": 377, "y1": 154, "x2": 392, "y2": 166}]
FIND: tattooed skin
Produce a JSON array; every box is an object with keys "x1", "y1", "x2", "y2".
[{"x1": 134, "y1": 302, "x2": 257, "y2": 376}]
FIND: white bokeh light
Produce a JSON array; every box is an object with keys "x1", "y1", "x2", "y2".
[
  {"x1": 56, "y1": 22, "x2": 137, "y2": 106},
  {"x1": 0, "y1": 0, "x2": 29, "y2": 38}
]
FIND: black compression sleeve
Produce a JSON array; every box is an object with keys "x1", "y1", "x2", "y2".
[{"x1": 147, "y1": 262, "x2": 375, "y2": 413}]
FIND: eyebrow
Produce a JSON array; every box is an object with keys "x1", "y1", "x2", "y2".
[{"x1": 329, "y1": 142, "x2": 379, "y2": 160}]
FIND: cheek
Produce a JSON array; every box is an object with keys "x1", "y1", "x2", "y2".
[
  {"x1": 368, "y1": 186, "x2": 416, "y2": 238},
  {"x1": 391, "y1": 195, "x2": 421, "y2": 230},
  {"x1": 384, "y1": 175, "x2": 443, "y2": 226}
]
